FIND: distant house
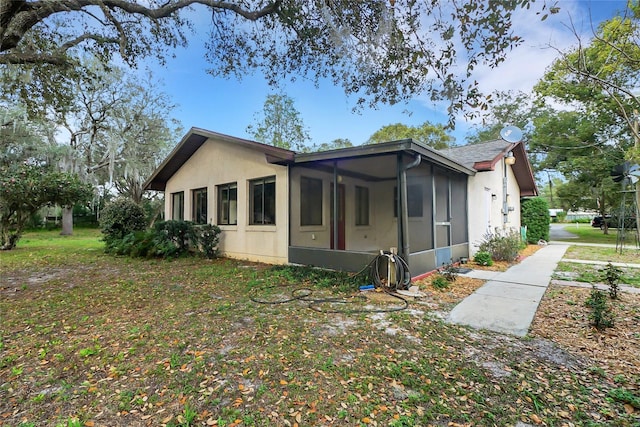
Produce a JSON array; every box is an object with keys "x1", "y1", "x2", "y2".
[{"x1": 144, "y1": 128, "x2": 537, "y2": 278}]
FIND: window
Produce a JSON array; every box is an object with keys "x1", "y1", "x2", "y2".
[
  {"x1": 393, "y1": 184, "x2": 423, "y2": 217},
  {"x1": 192, "y1": 188, "x2": 208, "y2": 224},
  {"x1": 355, "y1": 186, "x2": 369, "y2": 226},
  {"x1": 250, "y1": 176, "x2": 276, "y2": 225},
  {"x1": 217, "y1": 183, "x2": 238, "y2": 225},
  {"x1": 300, "y1": 176, "x2": 322, "y2": 226},
  {"x1": 171, "y1": 191, "x2": 184, "y2": 220}
]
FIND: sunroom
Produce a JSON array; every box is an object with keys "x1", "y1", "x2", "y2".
[{"x1": 282, "y1": 140, "x2": 474, "y2": 277}]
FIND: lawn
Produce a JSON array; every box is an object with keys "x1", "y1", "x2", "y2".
[
  {"x1": 564, "y1": 245, "x2": 640, "y2": 264},
  {"x1": 1, "y1": 229, "x2": 639, "y2": 426},
  {"x1": 556, "y1": 222, "x2": 640, "y2": 246},
  {"x1": 554, "y1": 262, "x2": 640, "y2": 287}
]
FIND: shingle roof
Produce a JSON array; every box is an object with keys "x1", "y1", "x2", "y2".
[{"x1": 439, "y1": 139, "x2": 511, "y2": 171}]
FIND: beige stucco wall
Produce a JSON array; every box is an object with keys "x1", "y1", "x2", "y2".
[
  {"x1": 164, "y1": 138, "x2": 289, "y2": 264},
  {"x1": 467, "y1": 163, "x2": 521, "y2": 254}
]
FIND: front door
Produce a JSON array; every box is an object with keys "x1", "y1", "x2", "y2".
[{"x1": 330, "y1": 183, "x2": 346, "y2": 250}]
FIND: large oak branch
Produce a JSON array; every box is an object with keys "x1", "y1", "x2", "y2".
[{"x1": 0, "y1": 0, "x2": 281, "y2": 64}]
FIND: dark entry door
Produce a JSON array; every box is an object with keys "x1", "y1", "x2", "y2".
[{"x1": 330, "y1": 183, "x2": 346, "y2": 250}]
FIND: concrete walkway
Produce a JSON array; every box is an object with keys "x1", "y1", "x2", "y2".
[{"x1": 447, "y1": 244, "x2": 569, "y2": 337}]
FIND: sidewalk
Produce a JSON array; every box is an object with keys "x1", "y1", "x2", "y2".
[{"x1": 447, "y1": 244, "x2": 569, "y2": 337}]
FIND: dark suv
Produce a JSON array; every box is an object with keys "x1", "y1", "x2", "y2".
[
  {"x1": 592, "y1": 215, "x2": 637, "y2": 229},
  {"x1": 591, "y1": 216, "x2": 611, "y2": 228}
]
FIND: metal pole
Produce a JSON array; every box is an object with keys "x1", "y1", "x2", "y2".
[{"x1": 502, "y1": 158, "x2": 508, "y2": 228}]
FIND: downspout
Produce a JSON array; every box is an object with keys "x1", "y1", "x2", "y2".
[
  {"x1": 398, "y1": 153, "x2": 422, "y2": 261},
  {"x1": 333, "y1": 161, "x2": 338, "y2": 249}
]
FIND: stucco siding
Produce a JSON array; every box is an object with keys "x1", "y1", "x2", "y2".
[
  {"x1": 164, "y1": 138, "x2": 289, "y2": 264},
  {"x1": 467, "y1": 163, "x2": 521, "y2": 254}
]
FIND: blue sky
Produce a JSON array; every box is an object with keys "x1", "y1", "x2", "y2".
[{"x1": 143, "y1": 0, "x2": 628, "y2": 148}]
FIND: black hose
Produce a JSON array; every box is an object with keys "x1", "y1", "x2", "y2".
[
  {"x1": 371, "y1": 252, "x2": 411, "y2": 291},
  {"x1": 249, "y1": 253, "x2": 412, "y2": 313}
]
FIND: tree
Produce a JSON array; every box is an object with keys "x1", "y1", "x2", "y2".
[
  {"x1": 538, "y1": 4, "x2": 640, "y2": 228},
  {"x1": 528, "y1": 107, "x2": 625, "y2": 233},
  {"x1": 0, "y1": 0, "x2": 556, "y2": 123},
  {"x1": 1, "y1": 57, "x2": 179, "y2": 234},
  {"x1": 307, "y1": 138, "x2": 353, "y2": 153},
  {"x1": 537, "y1": 174, "x2": 563, "y2": 209},
  {"x1": 533, "y1": 7, "x2": 640, "y2": 232},
  {"x1": 542, "y1": 4, "x2": 640, "y2": 146},
  {"x1": 366, "y1": 121, "x2": 453, "y2": 149},
  {"x1": 108, "y1": 73, "x2": 180, "y2": 203},
  {"x1": 0, "y1": 163, "x2": 92, "y2": 249},
  {"x1": 247, "y1": 93, "x2": 309, "y2": 151},
  {"x1": 0, "y1": 104, "x2": 57, "y2": 167},
  {"x1": 466, "y1": 91, "x2": 533, "y2": 144}
]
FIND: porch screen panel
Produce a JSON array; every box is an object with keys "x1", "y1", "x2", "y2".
[
  {"x1": 393, "y1": 185, "x2": 423, "y2": 217},
  {"x1": 450, "y1": 174, "x2": 468, "y2": 245},
  {"x1": 435, "y1": 173, "x2": 450, "y2": 247},
  {"x1": 407, "y1": 169, "x2": 432, "y2": 252}
]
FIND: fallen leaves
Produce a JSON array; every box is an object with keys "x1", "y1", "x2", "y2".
[
  {"x1": 530, "y1": 285, "x2": 640, "y2": 378},
  {"x1": 2, "y1": 243, "x2": 639, "y2": 426}
]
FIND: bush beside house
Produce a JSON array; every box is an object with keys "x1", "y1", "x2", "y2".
[
  {"x1": 100, "y1": 198, "x2": 221, "y2": 259},
  {"x1": 522, "y1": 197, "x2": 550, "y2": 243}
]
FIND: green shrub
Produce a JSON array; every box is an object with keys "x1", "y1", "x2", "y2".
[
  {"x1": 196, "y1": 224, "x2": 222, "y2": 259},
  {"x1": 521, "y1": 197, "x2": 550, "y2": 243},
  {"x1": 107, "y1": 220, "x2": 222, "y2": 259},
  {"x1": 473, "y1": 251, "x2": 493, "y2": 266},
  {"x1": 431, "y1": 275, "x2": 449, "y2": 290},
  {"x1": 100, "y1": 205, "x2": 223, "y2": 259},
  {"x1": 585, "y1": 286, "x2": 614, "y2": 329},
  {"x1": 438, "y1": 261, "x2": 458, "y2": 282},
  {"x1": 477, "y1": 231, "x2": 523, "y2": 262},
  {"x1": 600, "y1": 262, "x2": 622, "y2": 300},
  {"x1": 154, "y1": 220, "x2": 196, "y2": 253},
  {"x1": 100, "y1": 198, "x2": 147, "y2": 252}
]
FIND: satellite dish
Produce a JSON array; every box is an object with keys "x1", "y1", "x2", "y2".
[{"x1": 500, "y1": 126, "x2": 523, "y2": 143}]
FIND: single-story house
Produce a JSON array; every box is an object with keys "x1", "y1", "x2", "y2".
[{"x1": 144, "y1": 127, "x2": 537, "y2": 278}]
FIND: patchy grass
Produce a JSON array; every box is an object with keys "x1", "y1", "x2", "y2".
[
  {"x1": 565, "y1": 245, "x2": 640, "y2": 264},
  {"x1": 1, "y1": 232, "x2": 639, "y2": 425},
  {"x1": 557, "y1": 223, "x2": 632, "y2": 245},
  {"x1": 554, "y1": 262, "x2": 640, "y2": 287}
]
